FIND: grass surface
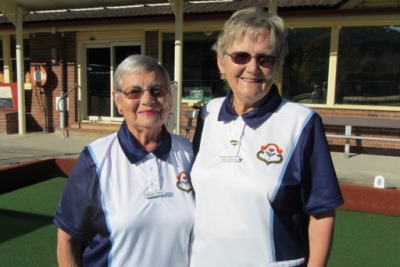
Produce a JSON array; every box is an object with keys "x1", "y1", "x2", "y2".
[
  {"x1": 0, "y1": 177, "x2": 66, "y2": 267},
  {"x1": 1, "y1": 178, "x2": 399, "y2": 266},
  {"x1": 328, "y1": 210, "x2": 400, "y2": 267}
]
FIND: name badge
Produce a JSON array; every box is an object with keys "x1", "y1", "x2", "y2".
[
  {"x1": 145, "y1": 189, "x2": 166, "y2": 199},
  {"x1": 220, "y1": 156, "x2": 241, "y2": 162}
]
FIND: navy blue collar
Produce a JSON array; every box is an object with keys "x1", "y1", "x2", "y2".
[
  {"x1": 218, "y1": 85, "x2": 282, "y2": 129},
  {"x1": 117, "y1": 121, "x2": 171, "y2": 164}
]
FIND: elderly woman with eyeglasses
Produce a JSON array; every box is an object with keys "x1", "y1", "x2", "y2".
[
  {"x1": 54, "y1": 55, "x2": 194, "y2": 267},
  {"x1": 190, "y1": 8, "x2": 343, "y2": 267}
]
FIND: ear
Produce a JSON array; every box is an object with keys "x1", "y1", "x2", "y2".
[
  {"x1": 216, "y1": 53, "x2": 226, "y2": 75},
  {"x1": 112, "y1": 91, "x2": 122, "y2": 111},
  {"x1": 167, "y1": 91, "x2": 173, "y2": 112}
]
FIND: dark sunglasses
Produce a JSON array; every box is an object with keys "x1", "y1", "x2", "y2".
[
  {"x1": 224, "y1": 52, "x2": 277, "y2": 68},
  {"x1": 120, "y1": 86, "x2": 169, "y2": 99}
]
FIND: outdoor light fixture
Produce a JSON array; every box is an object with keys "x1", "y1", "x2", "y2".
[{"x1": 51, "y1": 48, "x2": 58, "y2": 65}]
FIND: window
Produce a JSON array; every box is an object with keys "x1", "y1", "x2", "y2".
[
  {"x1": 162, "y1": 32, "x2": 226, "y2": 99},
  {"x1": 337, "y1": 26, "x2": 400, "y2": 106},
  {"x1": 282, "y1": 28, "x2": 331, "y2": 104}
]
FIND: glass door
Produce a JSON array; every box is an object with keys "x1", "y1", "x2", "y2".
[
  {"x1": 111, "y1": 45, "x2": 141, "y2": 118},
  {"x1": 87, "y1": 47, "x2": 111, "y2": 119},
  {"x1": 86, "y1": 44, "x2": 141, "y2": 121}
]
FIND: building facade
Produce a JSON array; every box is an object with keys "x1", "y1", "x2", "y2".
[{"x1": 0, "y1": 0, "x2": 399, "y2": 155}]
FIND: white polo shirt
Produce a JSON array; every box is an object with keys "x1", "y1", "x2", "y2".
[
  {"x1": 190, "y1": 87, "x2": 343, "y2": 267},
  {"x1": 54, "y1": 123, "x2": 195, "y2": 267}
]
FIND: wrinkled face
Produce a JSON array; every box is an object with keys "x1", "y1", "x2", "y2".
[
  {"x1": 217, "y1": 29, "x2": 278, "y2": 112},
  {"x1": 113, "y1": 70, "x2": 171, "y2": 137}
]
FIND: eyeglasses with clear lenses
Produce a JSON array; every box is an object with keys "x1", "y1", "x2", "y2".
[
  {"x1": 224, "y1": 52, "x2": 277, "y2": 68},
  {"x1": 120, "y1": 86, "x2": 169, "y2": 99}
]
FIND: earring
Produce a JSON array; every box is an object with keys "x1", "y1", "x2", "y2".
[{"x1": 220, "y1": 73, "x2": 226, "y2": 80}]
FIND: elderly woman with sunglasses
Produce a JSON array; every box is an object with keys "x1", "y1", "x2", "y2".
[
  {"x1": 54, "y1": 55, "x2": 194, "y2": 267},
  {"x1": 190, "y1": 7, "x2": 343, "y2": 267}
]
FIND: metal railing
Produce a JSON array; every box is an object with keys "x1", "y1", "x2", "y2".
[{"x1": 57, "y1": 83, "x2": 79, "y2": 138}]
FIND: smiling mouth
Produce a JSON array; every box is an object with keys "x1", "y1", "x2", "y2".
[
  {"x1": 242, "y1": 77, "x2": 263, "y2": 83},
  {"x1": 139, "y1": 110, "x2": 159, "y2": 115}
]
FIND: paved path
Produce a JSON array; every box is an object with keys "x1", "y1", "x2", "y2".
[
  {"x1": 1, "y1": 133, "x2": 399, "y2": 188},
  {"x1": 331, "y1": 152, "x2": 399, "y2": 188},
  {"x1": 0, "y1": 133, "x2": 97, "y2": 166}
]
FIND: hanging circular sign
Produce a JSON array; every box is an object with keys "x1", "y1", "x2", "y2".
[{"x1": 30, "y1": 65, "x2": 47, "y2": 86}]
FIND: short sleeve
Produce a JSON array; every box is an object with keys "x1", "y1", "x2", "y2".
[
  {"x1": 54, "y1": 148, "x2": 98, "y2": 240},
  {"x1": 301, "y1": 115, "x2": 344, "y2": 215}
]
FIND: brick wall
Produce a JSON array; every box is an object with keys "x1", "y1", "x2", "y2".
[
  {"x1": 28, "y1": 32, "x2": 76, "y2": 133},
  {"x1": 0, "y1": 111, "x2": 18, "y2": 134},
  {"x1": 64, "y1": 33, "x2": 77, "y2": 127}
]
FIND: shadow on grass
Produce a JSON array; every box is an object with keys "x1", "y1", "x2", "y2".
[{"x1": 0, "y1": 208, "x2": 53, "y2": 243}]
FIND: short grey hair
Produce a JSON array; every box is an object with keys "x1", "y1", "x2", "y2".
[
  {"x1": 113, "y1": 54, "x2": 171, "y2": 92},
  {"x1": 212, "y1": 7, "x2": 288, "y2": 66}
]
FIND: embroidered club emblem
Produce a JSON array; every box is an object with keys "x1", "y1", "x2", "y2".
[
  {"x1": 256, "y1": 143, "x2": 283, "y2": 165},
  {"x1": 176, "y1": 171, "x2": 193, "y2": 193}
]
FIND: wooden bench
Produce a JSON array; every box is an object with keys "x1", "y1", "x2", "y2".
[{"x1": 321, "y1": 116, "x2": 400, "y2": 157}]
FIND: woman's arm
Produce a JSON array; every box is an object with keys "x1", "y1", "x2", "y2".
[
  {"x1": 308, "y1": 210, "x2": 336, "y2": 267},
  {"x1": 57, "y1": 228, "x2": 83, "y2": 267},
  {"x1": 192, "y1": 107, "x2": 205, "y2": 156}
]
